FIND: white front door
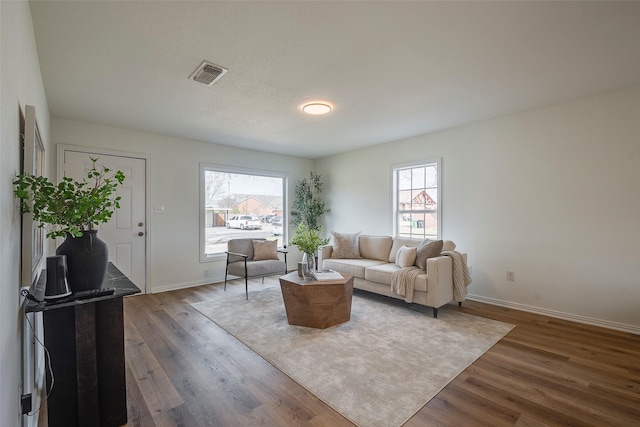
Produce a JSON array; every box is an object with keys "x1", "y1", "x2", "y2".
[{"x1": 61, "y1": 150, "x2": 147, "y2": 291}]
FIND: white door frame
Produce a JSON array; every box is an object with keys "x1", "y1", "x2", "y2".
[{"x1": 57, "y1": 144, "x2": 150, "y2": 293}]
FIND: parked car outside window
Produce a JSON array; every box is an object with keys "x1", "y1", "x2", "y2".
[
  {"x1": 271, "y1": 217, "x2": 283, "y2": 235},
  {"x1": 226, "y1": 215, "x2": 262, "y2": 230}
]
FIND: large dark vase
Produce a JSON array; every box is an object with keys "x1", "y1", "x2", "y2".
[{"x1": 56, "y1": 230, "x2": 109, "y2": 292}]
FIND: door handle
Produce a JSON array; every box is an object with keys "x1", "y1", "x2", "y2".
[
  {"x1": 138, "y1": 232, "x2": 144, "y2": 237},
  {"x1": 138, "y1": 222, "x2": 144, "y2": 227}
]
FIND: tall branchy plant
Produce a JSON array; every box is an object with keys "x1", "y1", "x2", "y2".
[
  {"x1": 290, "y1": 171, "x2": 330, "y2": 256},
  {"x1": 291, "y1": 171, "x2": 329, "y2": 231},
  {"x1": 14, "y1": 158, "x2": 125, "y2": 238}
]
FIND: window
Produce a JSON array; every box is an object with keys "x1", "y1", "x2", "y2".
[
  {"x1": 200, "y1": 165, "x2": 287, "y2": 260},
  {"x1": 392, "y1": 159, "x2": 440, "y2": 239}
]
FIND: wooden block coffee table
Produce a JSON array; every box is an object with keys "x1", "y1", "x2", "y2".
[{"x1": 279, "y1": 271, "x2": 354, "y2": 329}]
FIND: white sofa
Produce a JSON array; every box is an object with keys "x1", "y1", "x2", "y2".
[{"x1": 320, "y1": 235, "x2": 465, "y2": 318}]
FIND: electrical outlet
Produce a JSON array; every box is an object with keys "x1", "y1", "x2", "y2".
[
  {"x1": 204, "y1": 269, "x2": 209, "y2": 278},
  {"x1": 468, "y1": 265, "x2": 472, "y2": 274},
  {"x1": 506, "y1": 271, "x2": 515, "y2": 281}
]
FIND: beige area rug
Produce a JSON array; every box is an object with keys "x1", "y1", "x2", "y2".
[{"x1": 191, "y1": 279, "x2": 514, "y2": 427}]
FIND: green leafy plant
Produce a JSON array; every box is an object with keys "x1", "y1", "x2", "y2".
[
  {"x1": 290, "y1": 223, "x2": 329, "y2": 256},
  {"x1": 291, "y1": 171, "x2": 329, "y2": 232},
  {"x1": 13, "y1": 158, "x2": 125, "y2": 239}
]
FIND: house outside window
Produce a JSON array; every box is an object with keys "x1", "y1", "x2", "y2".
[
  {"x1": 200, "y1": 165, "x2": 287, "y2": 261},
  {"x1": 392, "y1": 159, "x2": 441, "y2": 240}
]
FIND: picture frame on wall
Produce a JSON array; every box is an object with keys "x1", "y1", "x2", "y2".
[{"x1": 21, "y1": 104, "x2": 46, "y2": 287}]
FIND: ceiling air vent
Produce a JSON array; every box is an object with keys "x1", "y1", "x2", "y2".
[{"x1": 189, "y1": 61, "x2": 228, "y2": 86}]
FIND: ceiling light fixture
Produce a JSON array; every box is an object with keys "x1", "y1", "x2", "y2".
[{"x1": 302, "y1": 102, "x2": 332, "y2": 115}]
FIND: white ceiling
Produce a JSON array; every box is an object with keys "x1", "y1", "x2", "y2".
[{"x1": 29, "y1": 1, "x2": 640, "y2": 159}]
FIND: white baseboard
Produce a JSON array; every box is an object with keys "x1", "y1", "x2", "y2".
[{"x1": 466, "y1": 294, "x2": 640, "y2": 335}]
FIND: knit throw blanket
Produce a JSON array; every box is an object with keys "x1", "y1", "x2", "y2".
[
  {"x1": 441, "y1": 250, "x2": 472, "y2": 302},
  {"x1": 391, "y1": 266, "x2": 423, "y2": 303},
  {"x1": 391, "y1": 252, "x2": 472, "y2": 304}
]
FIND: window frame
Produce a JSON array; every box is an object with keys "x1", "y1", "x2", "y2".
[
  {"x1": 199, "y1": 163, "x2": 288, "y2": 262},
  {"x1": 390, "y1": 158, "x2": 441, "y2": 240}
]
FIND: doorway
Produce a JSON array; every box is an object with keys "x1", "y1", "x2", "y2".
[{"x1": 58, "y1": 145, "x2": 148, "y2": 292}]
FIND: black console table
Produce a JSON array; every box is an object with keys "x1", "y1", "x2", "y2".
[{"x1": 26, "y1": 263, "x2": 140, "y2": 427}]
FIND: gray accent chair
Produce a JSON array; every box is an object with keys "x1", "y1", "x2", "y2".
[{"x1": 224, "y1": 238, "x2": 288, "y2": 299}]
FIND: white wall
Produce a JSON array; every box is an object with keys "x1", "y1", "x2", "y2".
[
  {"x1": 52, "y1": 119, "x2": 314, "y2": 292},
  {"x1": 0, "y1": 2, "x2": 51, "y2": 426},
  {"x1": 3, "y1": 9, "x2": 635, "y2": 427},
  {"x1": 2, "y1": 20, "x2": 638, "y2": 427},
  {"x1": 317, "y1": 86, "x2": 640, "y2": 333}
]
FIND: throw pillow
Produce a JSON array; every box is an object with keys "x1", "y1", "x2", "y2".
[
  {"x1": 414, "y1": 239, "x2": 443, "y2": 270},
  {"x1": 252, "y1": 239, "x2": 278, "y2": 261},
  {"x1": 359, "y1": 235, "x2": 393, "y2": 261},
  {"x1": 330, "y1": 231, "x2": 361, "y2": 259},
  {"x1": 442, "y1": 240, "x2": 456, "y2": 252},
  {"x1": 395, "y1": 245, "x2": 417, "y2": 268}
]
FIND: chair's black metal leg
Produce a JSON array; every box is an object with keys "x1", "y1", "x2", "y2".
[
  {"x1": 433, "y1": 307, "x2": 438, "y2": 318},
  {"x1": 224, "y1": 252, "x2": 230, "y2": 292},
  {"x1": 244, "y1": 259, "x2": 248, "y2": 300},
  {"x1": 458, "y1": 301, "x2": 462, "y2": 307},
  {"x1": 262, "y1": 277, "x2": 265, "y2": 284}
]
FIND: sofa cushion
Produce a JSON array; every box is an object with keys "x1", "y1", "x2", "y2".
[
  {"x1": 330, "y1": 231, "x2": 361, "y2": 258},
  {"x1": 359, "y1": 235, "x2": 393, "y2": 261},
  {"x1": 415, "y1": 240, "x2": 443, "y2": 270},
  {"x1": 322, "y1": 258, "x2": 386, "y2": 279},
  {"x1": 227, "y1": 259, "x2": 285, "y2": 277},
  {"x1": 252, "y1": 239, "x2": 278, "y2": 261},
  {"x1": 395, "y1": 245, "x2": 417, "y2": 267},
  {"x1": 365, "y1": 263, "x2": 428, "y2": 292},
  {"x1": 388, "y1": 237, "x2": 424, "y2": 262}
]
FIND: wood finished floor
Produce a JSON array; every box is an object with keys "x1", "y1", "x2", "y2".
[{"x1": 122, "y1": 280, "x2": 640, "y2": 427}]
